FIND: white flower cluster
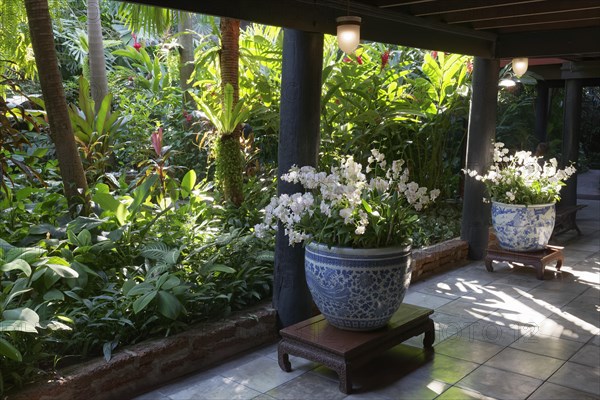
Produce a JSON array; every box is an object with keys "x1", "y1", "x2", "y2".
[
  {"x1": 255, "y1": 150, "x2": 439, "y2": 246},
  {"x1": 464, "y1": 142, "x2": 576, "y2": 205}
]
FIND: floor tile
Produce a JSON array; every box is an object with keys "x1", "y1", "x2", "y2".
[
  {"x1": 548, "y1": 361, "x2": 600, "y2": 396},
  {"x1": 535, "y1": 316, "x2": 598, "y2": 343},
  {"x1": 510, "y1": 333, "x2": 584, "y2": 360},
  {"x1": 436, "y1": 386, "x2": 498, "y2": 400},
  {"x1": 455, "y1": 365, "x2": 543, "y2": 399},
  {"x1": 402, "y1": 353, "x2": 479, "y2": 385},
  {"x1": 434, "y1": 336, "x2": 504, "y2": 364},
  {"x1": 404, "y1": 290, "x2": 454, "y2": 309},
  {"x1": 529, "y1": 382, "x2": 600, "y2": 400},
  {"x1": 483, "y1": 347, "x2": 564, "y2": 380},
  {"x1": 590, "y1": 334, "x2": 600, "y2": 346},
  {"x1": 436, "y1": 299, "x2": 498, "y2": 320},
  {"x1": 163, "y1": 375, "x2": 261, "y2": 400},
  {"x1": 356, "y1": 375, "x2": 450, "y2": 400},
  {"x1": 458, "y1": 319, "x2": 521, "y2": 347},
  {"x1": 220, "y1": 355, "x2": 315, "y2": 393},
  {"x1": 265, "y1": 371, "x2": 347, "y2": 400},
  {"x1": 569, "y1": 343, "x2": 600, "y2": 367},
  {"x1": 431, "y1": 312, "x2": 480, "y2": 342}
]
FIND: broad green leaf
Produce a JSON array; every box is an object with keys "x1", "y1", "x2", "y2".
[
  {"x1": 160, "y1": 276, "x2": 180, "y2": 291},
  {"x1": 0, "y1": 338, "x2": 22, "y2": 361},
  {"x1": 3, "y1": 307, "x2": 39, "y2": 325},
  {"x1": 206, "y1": 264, "x2": 236, "y2": 274},
  {"x1": 93, "y1": 192, "x2": 123, "y2": 213},
  {"x1": 133, "y1": 290, "x2": 157, "y2": 314},
  {"x1": 47, "y1": 264, "x2": 79, "y2": 278},
  {"x1": 140, "y1": 242, "x2": 169, "y2": 261},
  {"x1": 43, "y1": 289, "x2": 64, "y2": 302},
  {"x1": 77, "y1": 229, "x2": 92, "y2": 247},
  {"x1": 157, "y1": 291, "x2": 182, "y2": 320},
  {"x1": 95, "y1": 93, "x2": 112, "y2": 135},
  {"x1": 181, "y1": 170, "x2": 196, "y2": 197},
  {"x1": 6, "y1": 247, "x2": 44, "y2": 264},
  {"x1": 129, "y1": 174, "x2": 158, "y2": 215},
  {"x1": 126, "y1": 283, "x2": 153, "y2": 297},
  {"x1": 0, "y1": 259, "x2": 31, "y2": 277}
]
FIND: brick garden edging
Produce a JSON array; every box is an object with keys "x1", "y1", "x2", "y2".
[
  {"x1": 8, "y1": 237, "x2": 469, "y2": 400},
  {"x1": 8, "y1": 303, "x2": 278, "y2": 400},
  {"x1": 411, "y1": 238, "x2": 469, "y2": 282}
]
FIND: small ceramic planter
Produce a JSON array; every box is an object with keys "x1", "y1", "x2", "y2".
[{"x1": 304, "y1": 242, "x2": 412, "y2": 331}]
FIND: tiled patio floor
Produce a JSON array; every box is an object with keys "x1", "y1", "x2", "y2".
[{"x1": 135, "y1": 199, "x2": 599, "y2": 400}]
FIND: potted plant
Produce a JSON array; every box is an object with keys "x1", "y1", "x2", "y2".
[
  {"x1": 255, "y1": 150, "x2": 439, "y2": 331},
  {"x1": 465, "y1": 142, "x2": 576, "y2": 251}
]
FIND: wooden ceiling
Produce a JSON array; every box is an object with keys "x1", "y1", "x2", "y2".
[{"x1": 127, "y1": 0, "x2": 600, "y2": 65}]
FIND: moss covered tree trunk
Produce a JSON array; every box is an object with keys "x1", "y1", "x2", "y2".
[{"x1": 218, "y1": 17, "x2": 244, "y2": 206}]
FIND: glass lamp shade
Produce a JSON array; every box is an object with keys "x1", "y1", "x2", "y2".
[
  {"x1": 336, "y1": 16, "x2": 361, "y2": 54},
  {"x1": 512, "y1": 57, "x2": 528, "y2": 78}
]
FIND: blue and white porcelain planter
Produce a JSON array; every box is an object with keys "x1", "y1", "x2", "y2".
[
  {"x1": 304, "y1": 242, "x2": 412, "y2": 331},
  {"x1": 491, "y1": 201, "x2": 556, "y2": 252}
]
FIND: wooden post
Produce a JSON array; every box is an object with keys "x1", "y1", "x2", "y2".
[
  {"x1": 274, "y1": 29, "x2": 323, "y2": 328},
  {"x1": 534, "y1": 81, "x2": 549, "y2": 147},
  {"x1": 461, "y1": 57, "x2": 499, "y2": 260},
  {"x1": 561, "y1": 78, "x2": 583, "y2": 207}
]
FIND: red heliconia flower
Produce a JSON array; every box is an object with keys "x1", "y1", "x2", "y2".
[
  {"x1": 466, "y1": 61, "x2": 473, "y2": 74},
  {"x1": 431, "y1": 51, "x2": 438, "y2": 59},
  {"x1": 357, "y1": 55, "x2": 363, "y2": 65},
  {"x1": 151, "y1": 127, "x2": 163, "y2": 157},
  {"x1": 132, "y1": 32, "x2": 142, "y2": 52},
  {"x1": 343, "y1": 56, "x2": 352, "y2": 63},
  {"x1": 381, "y1": 50, "x2": 390, "y2": 70}
]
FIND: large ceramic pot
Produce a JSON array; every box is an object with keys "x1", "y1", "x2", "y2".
[
  {"x1": 304, "y1": 242, "x2": 412, "y2": 331},
  {"x1": 491, "y1": 201, "x2": 556, "y2": 252}
]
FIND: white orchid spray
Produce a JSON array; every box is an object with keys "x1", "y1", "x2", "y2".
[
  {"x1": 464, "y1": 142, "x2": 576, "y2": 205},
  {"x1": 255, "y1": 150, "x2": 439, "y2": 248}
]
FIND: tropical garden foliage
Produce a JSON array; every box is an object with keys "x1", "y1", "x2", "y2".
[{"x1": 1, "y1": 1, "x2": 598, "y2": 395}]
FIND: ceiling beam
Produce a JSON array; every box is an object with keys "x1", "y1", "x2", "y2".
[
  {"x1": 122, "y1": 0, "x2": 496, "y2": 57},
  {"x1": 443, "y1": 0, "x2": 600, "y2": 24},
  {"x1": 496, "y1": 26, "x2": 600, "y2": 58},
  {"x1": 407, "y1": 0, "x2": 545, "y2": 17},
  {"x1": 472, "y1": 9, "x2": 600, "y2": 30}
]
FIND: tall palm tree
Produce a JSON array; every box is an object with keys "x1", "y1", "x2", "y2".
[
  {"x1": 24, "y1": 0, "x2": 89, "y2": 213},
  {"x1": 178, "y1": 11, "x2": 194, "y2": 107},
  {"x1": 87, "y1": 0, "x2": 109, "y2": 112}
]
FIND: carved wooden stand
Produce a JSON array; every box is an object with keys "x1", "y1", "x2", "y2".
[
  {"x1": 277, "y1": 303, "x2": 434, "y2": 394},
  {"x1": 485, "y1": 244, "x2": 564, "y2": 280}
]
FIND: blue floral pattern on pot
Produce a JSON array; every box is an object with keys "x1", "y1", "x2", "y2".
[
  {"x1": 305, "y1": 242, "x2": 411, "y2": 331},
  {"x1": 491, "y1": 201, "x2": 556, "y2": 251}
]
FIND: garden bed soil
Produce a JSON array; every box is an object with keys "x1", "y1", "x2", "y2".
[{"x1": 8, "y1": 237, "x2": 469, "y2": 400}]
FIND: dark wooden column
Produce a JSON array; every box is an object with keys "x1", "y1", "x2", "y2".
[
  {"x1": 560, "y1": 78, "x2": 583, "y2": 207},
  {"x1": 534, "y1": 81, "x2": 549, "y2": 146},
  {"x1": 461, "y1": 57, "x2": 499, "y2": 260},
  {"x1": 274, "y1": 29, "x2": 323, "y2": 328}
]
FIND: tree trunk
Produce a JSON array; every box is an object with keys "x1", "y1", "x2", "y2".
[
  {"x1": 220, "y1": 18, "x2": 240, "y2": 105},
  {"x1": 87, "y1": 0, "x2": 109, "y2": 112},
  {"x1": 178, "y1": 11, "x2": 194, "y2": 107},
  {"x1": 24, "y1": 0, "x2": 89, "y2": 213},
  {"x1": 218, "y1": 17, "x2": 244, "y2": 206}
]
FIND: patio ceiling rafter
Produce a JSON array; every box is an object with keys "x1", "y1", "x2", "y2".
[{"x1": 124, "y1": 0, "x2": 600, "y2": 66}]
